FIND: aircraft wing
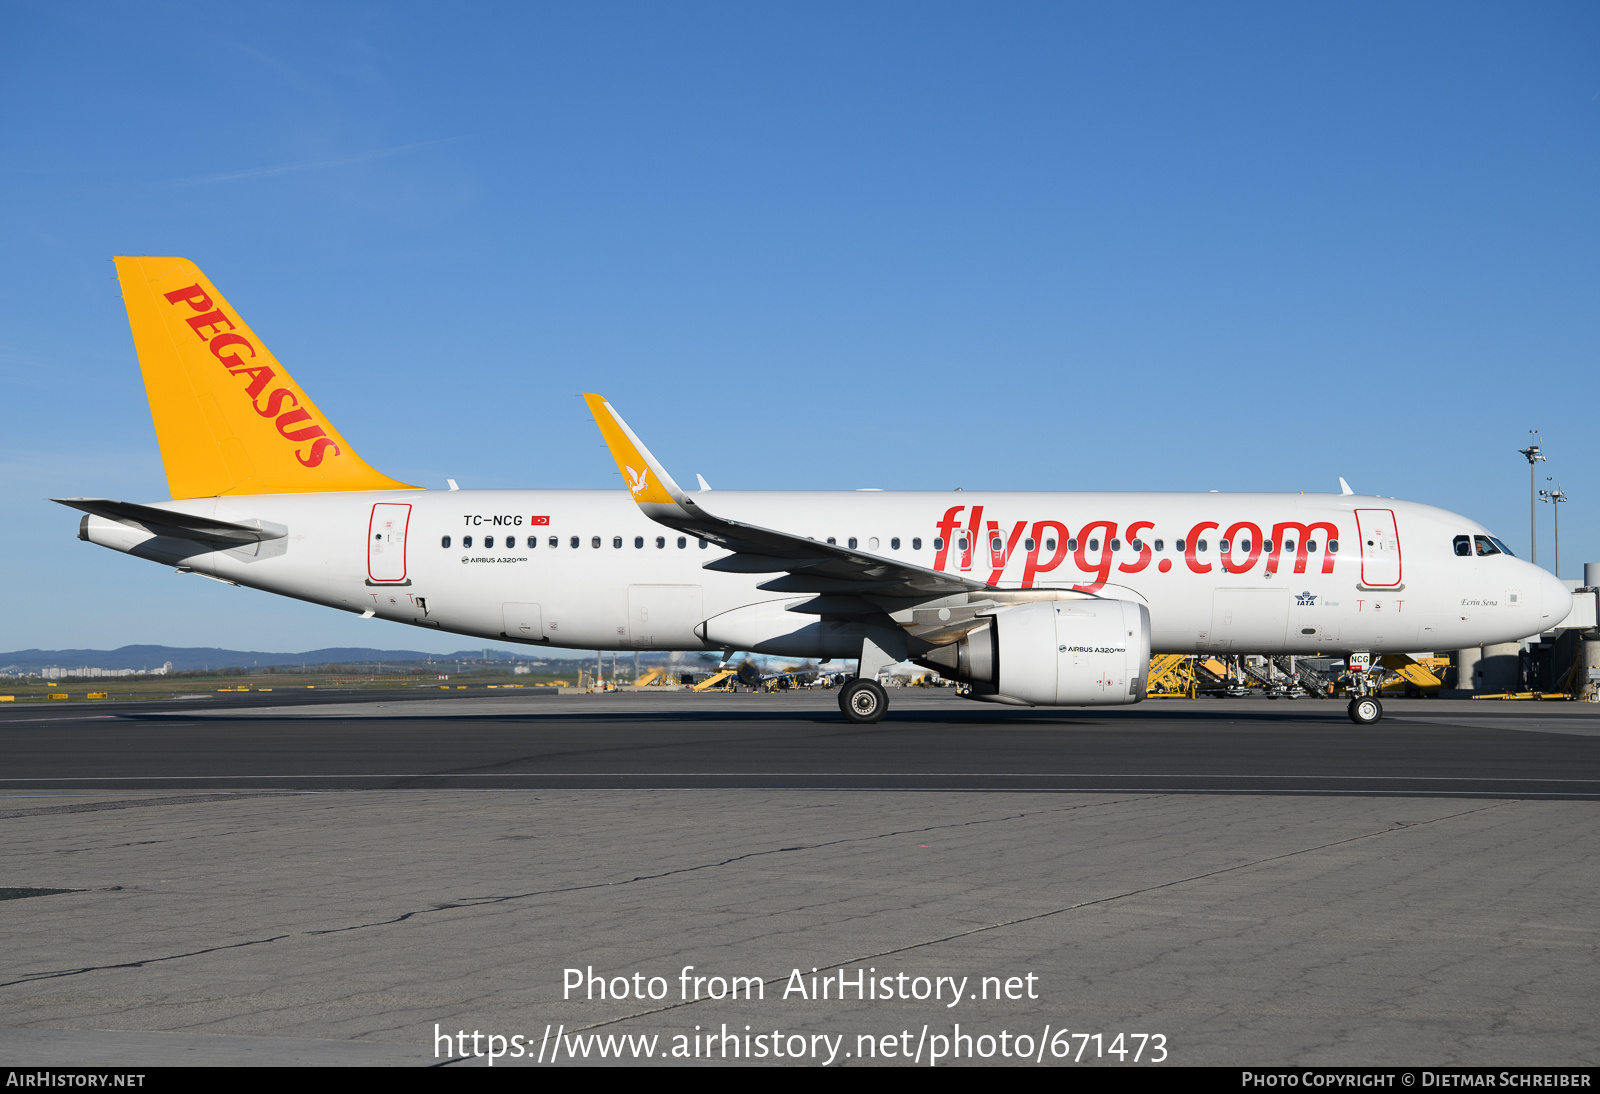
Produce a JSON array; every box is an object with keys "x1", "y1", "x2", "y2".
[{"x1": 582, "y1": 394, "x2": 987, "y2": 601}]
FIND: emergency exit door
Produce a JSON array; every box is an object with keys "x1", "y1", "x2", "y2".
[{"x1": 368, "y1": 502, "x2": 412, "y2": 584}]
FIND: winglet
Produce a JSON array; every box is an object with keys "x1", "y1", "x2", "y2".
[
  {"x1": 582, "y1": 394, "x2": 686, "y2": 505},
  {"x1": 1339, "y1": 477, "x2": 1354, "y2": 496}
]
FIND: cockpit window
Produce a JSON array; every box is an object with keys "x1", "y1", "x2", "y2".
[
  {"x1": 1453, "y1": 535, "x2": 1471, "y2": 557},
  {"x1": 1489, "y1": 537, "x2": 1516, "y2": 557},
  {"x1": 1474, "y1": 535, "x2": 1501, "y2": 557}
]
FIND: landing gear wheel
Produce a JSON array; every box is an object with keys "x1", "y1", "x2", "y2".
[
  {"x1": 840, "y1": 679, "x2": 888, "y2": 724},
  {"x1": 1348, "y1": 696, "x2": 1383, "y2": 725}
]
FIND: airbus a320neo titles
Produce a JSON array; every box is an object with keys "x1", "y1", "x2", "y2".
[{"x1": 60, "y1": 258, "x2": 1570, "y2": 724}]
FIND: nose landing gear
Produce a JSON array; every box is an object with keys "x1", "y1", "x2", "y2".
[
  {"x1": 1341, "y1": 651, "x2": 1384, "y2": 725},
  {"x1": 1347, "y1": 695, "x2": 1383, "y2": 725}
]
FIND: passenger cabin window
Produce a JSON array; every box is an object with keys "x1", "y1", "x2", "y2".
[
  {"x1": 549, "y1": 536, "x2": 558, "y2": 548},
  {"x1": 698, "y1": 539, "x2": 707, "y2": 549},
  {"x1": 613, "y1": 536, "x2": 623, "y2": 548},
  {"x1": 848, "y1": 537, "x2": 858, "y2": 549},
  {"x1": 891, "y1": 537, "x2": 901, "y2": 550},
  {"x1": 1045, "y1": 538, "x2": 1056, "y2": 552},
  {"x1": 1474, "y1": 535, "x2": 1501, "y2": 557},
  {"x1": 634, "y1": 536, "x2": 644, "y2": 549},
  {"x1": 1111, "y1": 538, "x2": 1122, "y2": 551},
  {"x1": 441, "y1": 535, "x2": 451, "y2": 549},
  {"x1": 912, "y1": 538, "x2": 922, "y2": 550},
  {"x1": 1153, "y1": 540, "x2": 1163, "y2": 551},
  {"x1": 1024, "y1": 538, "x2": 1035, "y2": 552},
  {"x1": 1454, "y1": 535, "x2": 1472, "y2": 556},
  {"x1": 591, "y1": 536, "x2": 601, "y2": 549},
  {"x1": 570, "y1": 536, "x2": 579, "y2": 549},
  {"x1": 677, "y1": 537, "x2": 687, "y2": 549},
  {"x1": 463, "y1": 535, "x2": 473, "y2": 548},
  {"x1": 1328, "y1": 540, "x2": 1339, "y2": 553},
  {"x1": 933, "y1": 537, "x2": 944, "y2": 550},
  {"x1": 656, "y1": 536, "x2": 665, "y2": 549},
  {"x1": 484, "y1": 536, "x2": 494, "y2": 549},
  {"x1": 506, "y1": 536, "x2": 516, "y2": 548}
]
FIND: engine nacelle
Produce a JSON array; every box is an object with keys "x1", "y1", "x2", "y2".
[{"x1": 916, "y1": 599, "x2": 1151, "y2": 706}]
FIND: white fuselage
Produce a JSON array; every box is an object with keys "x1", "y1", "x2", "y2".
[{"x1": 83, "y1": 488, "x2": 1569, "y2": 658}]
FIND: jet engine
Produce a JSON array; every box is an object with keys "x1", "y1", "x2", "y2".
[{"x1": 916, "y1": 599, "x2": 1151, "y2": 706}]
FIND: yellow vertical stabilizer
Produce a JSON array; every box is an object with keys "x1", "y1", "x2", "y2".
[{"x1": 114, "y1": 256, "x2": 416, "y2": 498}]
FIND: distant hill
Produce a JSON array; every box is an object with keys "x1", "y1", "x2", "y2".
[{"x1": 0, "y1": 645, "x2": 559, "y2": 673}]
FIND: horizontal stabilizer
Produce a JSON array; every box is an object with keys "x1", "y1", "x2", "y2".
[{"x1": 53, "y1": 498, "x2": 285, "y2": 544}]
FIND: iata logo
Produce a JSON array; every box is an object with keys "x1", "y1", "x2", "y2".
[
  {"x1": 1296, "y1": 591, "x2": 1318, "y2": 606},
  {"x1": 162, "y1": 283, "x2": 341, "y2": 468}
]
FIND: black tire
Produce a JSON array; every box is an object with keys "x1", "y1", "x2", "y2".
[
  {"x1": 1348, "y1": 696, "x2": 1383, "y2": 725},
  {"x1": 841, "y1": 679, "x2": 888, "y2": 724}
]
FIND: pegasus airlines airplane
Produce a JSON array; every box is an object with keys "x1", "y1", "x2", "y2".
[{"x1": 60, "y1": 257, "x2": 1570, "y2": 725}]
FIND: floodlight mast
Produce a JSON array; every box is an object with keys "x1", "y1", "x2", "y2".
[
  {"x1": 1540, "y1": 479, "x2": 1567, "y2": 580},
  {"x1": 1518, "y1": 431, "x2": 1546, "y2": 565}
]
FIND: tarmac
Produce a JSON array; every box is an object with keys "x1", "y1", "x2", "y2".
[{"x1": 0, "y1": 690, "x2": 1595, "y2": 1066}]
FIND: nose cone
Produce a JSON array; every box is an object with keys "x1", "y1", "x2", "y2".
[{"x1": 1538, "y1": 567, "x2": 1572, "y2": 629}]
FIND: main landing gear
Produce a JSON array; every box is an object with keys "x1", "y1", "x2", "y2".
[
  {"x1": 839, "y1": 634, "x2": 901, "y2": 724},
  {"x1": 839, "y1": 678, "x2": 888, "y2": 724},
  {"x1": 1347, "y1": 695, "x2": 1383, "y2": 725}
]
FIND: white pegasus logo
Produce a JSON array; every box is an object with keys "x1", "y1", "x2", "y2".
[{"x1": 625, "y1": 465, "x2": 650, "y2": 498}]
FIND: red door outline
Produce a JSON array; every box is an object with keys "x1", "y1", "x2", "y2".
[
  {"x1": 1354, "y1": 508, "x2": 1402, "y2": 587},
  {"x1": 368, "y1": 503, "x2": 412, "y2": 583}
]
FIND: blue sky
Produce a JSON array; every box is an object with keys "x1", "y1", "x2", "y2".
[{"x1": 2, "y1": 2, "x2": 1596, "y2": 654}]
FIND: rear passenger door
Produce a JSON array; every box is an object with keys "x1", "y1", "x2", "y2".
[{"x1": 368, "y1": 502, "x2": 412, "y2": 585}]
